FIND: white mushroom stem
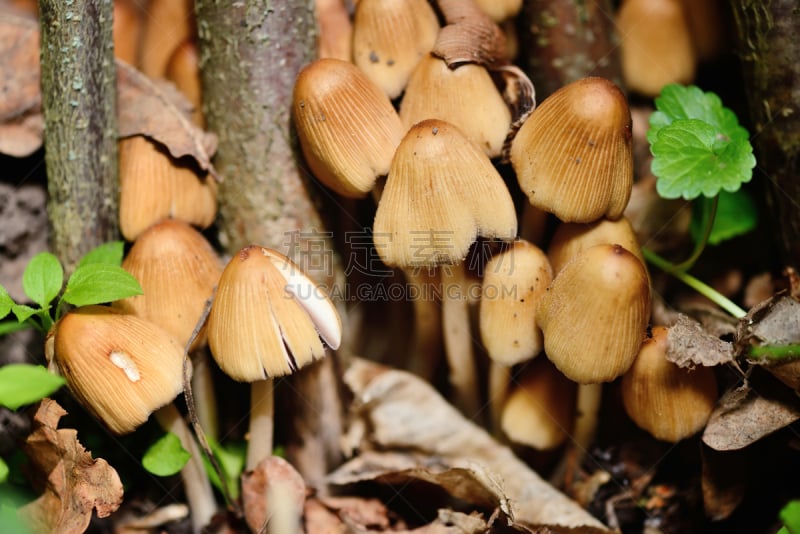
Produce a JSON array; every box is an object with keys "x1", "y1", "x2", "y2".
[
  {"x1": 441, "y1": 262, "x2": 481, "y2": 418},
  {"x1": 404, "y1": 268, "x2": 443, "y2": 382},
  {"x1": 247, "y1": 378, "x2": 275, "y2": 471},
  {"x1": 154, "y1": 403, "x2": 217, "y2": 534},
  {"x1": 487, "y1": 361, "x2": 511, "y2": 434},
  {"x1": 190, "y1": 349, "x2": 219, "y2": 440},
  {"x1": 572, "y1": 383, "x2": 603, "y2": 456}
]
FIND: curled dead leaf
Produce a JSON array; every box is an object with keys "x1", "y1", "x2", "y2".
[
  {"x1": 666, "y1": 314, "x2": 734, "y2": 368},
  {"x1": 18, "y1": 399, "x2": 123, "y2": 534}
]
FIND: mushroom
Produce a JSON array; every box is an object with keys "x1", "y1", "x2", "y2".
[
  {"x1": 206, "y1": 245, "x2": 342, "y2": 469},
  {"x1": 118, "y1": 135, "x2": 217, "y2": 241},
  {"x1": 547, "y1": 216, "x2": 646, "y2": 275},
  {"x1": 374, "y1": 118, "x2": 517, "y2": 415},
  {"x1": 166, "y1": 40, "x2": 204, "y2": 127},
  {"x1": 352, "y1": 0, "x2": 440, "y2": 99},
  {"x1": 617, "y1": 0, "x2": 696, "y2": 97},
  {"x1": 536, "y1": 243, "x2": 650, "y2": 383},
  {"x1": 399, "y1": 53, "x2": 511, "y2": 158},
  {"x1": 480, "y1": 239, "x2": 553, "y2": 426},
  {"x1": 510, "y1": 77, "x2": 633, "y2": 223},
  {"x1": 473, "y1": 0, "x2": 523, "y2": 23},
  {"x1": 621, "y1": 326, "x2": 718, "y2": 441},
  {"x1": 112, "y1": 0, "x2": 141, "y2": 65},
  {"x1": 292, "y1": 58, "x2": 405, "y2": 198},
  {"x1": 46, "y1": 306, "x2": 217, "y2": 531},
  {"x1": 137, "y1": 0, "x2": 194, "y2": 79}
]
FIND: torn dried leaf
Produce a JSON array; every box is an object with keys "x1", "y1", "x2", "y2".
[
  {"x1": 666, "y1": 314, "x2": 734, "y2": 368},
  {"x1": 18, "y1": 399, "x2": 123, "y2": 534}
]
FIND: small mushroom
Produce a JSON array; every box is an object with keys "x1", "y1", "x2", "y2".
[
  {"x1": 473, "y1": 0, "x2": 522, "y2": 23},
  {"x1": 536, "y1": 243, "x2": 650, "y2": 383},
  {"x1": 138, "y1": 0, "x2": 194, "y2": 79},
  {"x1": 166, "y1": 40, "x2": 204, "y2": 127},
  {"x1": 547, "y1": 216, "x2": 646, "y2": 275},
  {"x1": 621, "y1": 326, "x2": 718, "y2": 442},
  {"x1": 510, "y1": 77, "x2": 633, "y2": 223},
  {"x1": 292, "y1": 58, "x2": 405, "y2": 198},
  {"x1": 207, "y1": 245, "x2": 341, "y2": 469},
  {"x1": 352, "y1": 0, "x2": 439, "y2": 99}
]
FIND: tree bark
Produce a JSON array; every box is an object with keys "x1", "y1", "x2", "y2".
[
  {"x1": 731, "y1": 1, "x2": 800, "y2": 269},
  {"x1": 516, "y1": 0, "x2": 621, "y2": 99},
  {"x1": 195, "y1": 0, "x2": 345, "y2": 485},
  {"x1": 39, "y1": 0, "x2": 118, "y2": 273}
]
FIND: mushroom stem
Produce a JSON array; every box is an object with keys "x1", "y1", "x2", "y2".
[
  {"x1": 154, "y1": 403, "x2": 217, "y2": 534},
  {"x1": 404, "y1": 268, "x2": 443, "y2": 382},
  {"x1": 487, "y1": 361, "x2": 511, "y2": 434},
  {"x1": 190, "y1": 349, "x2": 219, "y2": 441},
  {"x1": 247, "y1": 378, "x2": 275, "y2": 471},
  {"x1": 441, "y1": 263, "x2": 482, "y2": 419}
]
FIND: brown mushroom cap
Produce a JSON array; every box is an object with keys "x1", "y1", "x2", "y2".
[
  {"x1": 373, "y1": 119, "x2": 517, "y2": 267},
  {"x1": 113, "y1": 219, "x2": 222, "y2": 350},
  {"x1": 536, "y1": 243, "x2": 650, "y2": 383},
  {"x1": 207, "y1": 246, "x2": 342, "y2": 382},
  {"x1": 293, "y1": 58, "x2": 405, "y2": 198},
  {"x1": 510, "y1": 77, "x2": 633, "y2": 223},
  {"x1": 621, "y1": 326, "x2": 718, "y2": 442},
  {"x1": 547, "y1": 217, "x2": 646, "y2": 275},
  {"x1": 47, "y1": 306, "x2": 184, "y2": 435}
]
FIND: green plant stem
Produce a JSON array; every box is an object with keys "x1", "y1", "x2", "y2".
[
  {"x1": 750, "y1": 344, "x2": 800, "y2": 360},
  {"x1": 642, "y1": 247, "x2": 747, "y2": 319},
  {"x1": 673, "y1": 195, "x2": 718, "y2": 272}
]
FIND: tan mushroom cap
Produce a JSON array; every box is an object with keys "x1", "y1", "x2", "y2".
[
  {"x1": 474, "y1": 0, "x2": 523, "y2": 23},
  {"x1": 510, "y1": 77, "x2": 633, "y2": 223},
  {"x1": 547, "y1": 216, "x2": 646, "y2": 275},
  {"x1": 621, "y1": 326, "x2": 717, "y2": 442},
  {"x1": 536, "y1": 243, "x2": 650, "y2": 384},
  {"x1": 113, "y1": 219, "x2": 222, "y2": 350},
  {"x1": 293, "y1": 58, "x2": 405, "y2": 198},
  {"x1": 119, "y1": 135, "x2": 217, "y2": 242},
  {"x1": 399, "y1": 54, "x2": 511, "y2": 158},
  {"x1": 373, "y1": 119, "x2": 517, "y2": 268},
  {"x1": 352, "y1": 0, "x2": 439, "y2": 99},
  {"x1": 480, "y1": 240, "x2": 553, "y2": 366},
  {"x1": 47, "y1": 306, "x2": 184, "y2": 435},
  {"x1": 207, "y1": 246, "x2": 342, "y2": 382}
]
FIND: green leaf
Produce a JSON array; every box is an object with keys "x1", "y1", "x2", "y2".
[
  {"x1": 22, "y1": 252, "x2": 63, "y2": 309},
  {"x1": 651, "y1": 119, "x2": 756, "y2": 199},
  {"x1": 0, "y1": 458, "x2": 8, "y2": 484},
  {"x1": 202, "y1": 438, "x2": 245, "y2": 500},
  {"x1": 0, "y1": 286, "x2": 13, "y2": 319},
  {"x1": 690, "y1": 189, "x2": 757, "y2": 245},
  {"x1": 781, "y1": 500, "x2": 800, "y2": 534},
  {"x1": 62, "y1": 264, "x2": 143, "y2": 307},
  {"x1": 11, "y1": 304, "x2": 38, "y2": 324},
  {"x1": 142, "y1": 432, "x2": 191, "y2": 477},
  {"x1": 0, "y1": 364, "x2": 65, "y2": 410},
  {"x1": 78, "y1": 241, "x2": 125, "y2": 268},
  {"x1": 648, "y1": 84, "x2": 749, "y2": 145},
  {"x1": 0, "y1": 321, "x2": 32, "y2": 336}
]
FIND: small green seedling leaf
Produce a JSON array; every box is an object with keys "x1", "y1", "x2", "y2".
[
  {"x1": 21, "y1": 252, "x2": 63, "y2": 309},
  {"x1": 62, "y1": 264, "x2": 143, "y2": 307},
  {"x1": 11, "y1": 304, "x2": 38, "y2": 324},
  {"x1": 0, "y1": 457, "x2": 8, "y2": 484},
  {"x1": 780, "y1": 500, "x2": 800, "y2": 534},
  {"x1": 0, "y1": 286, "x2": 13, "y2": 319},
  {"x1": 0, "y1": 364, "x2": 65, "y2": 410},
  {"x1": 651, "y1": 118, "x2": 755, "y2": 199},
  {"x1": 142, "y1": 432, "x2": 191, "y2": 477},
  {"x1": 202, "y1": 438, "x2": 245, "y2": 500},
  {"x1": 78, "y1": 241, "x2": 125, "y2": 268},
  {"x1": 690, "y1": 189, "x2": 757, "y2": 245}
]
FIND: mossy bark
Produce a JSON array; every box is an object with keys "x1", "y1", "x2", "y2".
[
  {"x1": 731, "y1": 1, "x2": 800, "y2": 269},
  {"x1": 195, "y1": 0, "x2": 344, "y2": 484},
  {"x1": 39, "y1": 0, "x2": 118, "y2": 273},
  {"x1": 517, "y1": 0, "x2": 621, "y2": 99}
]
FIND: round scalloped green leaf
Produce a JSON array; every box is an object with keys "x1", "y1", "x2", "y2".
[
  {"x1": 651, "y1": 119, "x2": 755, "y2": 200},
  {"x1": 142, "y1": 432, "x2": 191, "y2": 477}
]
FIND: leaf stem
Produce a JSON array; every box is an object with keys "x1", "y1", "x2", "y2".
[
  {"x1": 673, "y1": 195, "x2": 718, "y2": 272},
  {"x1": 642, "y1": 247, "x2": 747, "y2": 319},
  {"x1": 749, "y1": 344, "x2": 800, "y2": 360}
]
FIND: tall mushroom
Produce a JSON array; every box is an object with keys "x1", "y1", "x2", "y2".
[{"x1": 206, "y1": 246, "x2": 342, "y2": 470}]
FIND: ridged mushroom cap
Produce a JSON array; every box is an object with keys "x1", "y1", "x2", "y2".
[
  {"x1": 373, "y1": 119, "x2": 517, "y2": 267},
  {"x1": 293, "y1": 58, "x2": 405, "y2": 198},
  {"x1": 207, "y1": 246, "x2": 342, "y2": 382},
  {"x1": 536, "y1": 243, "x2": 650, "y2": 383},
  {"x1": 547, "y1": 217, "x2": 646, "y2": 275},
  {"x1": 510, "y1": 77, "x2": 633, "y2": 223},
  {"x1": 47, "y1": 306, "x2": 184, "y2": 435}
]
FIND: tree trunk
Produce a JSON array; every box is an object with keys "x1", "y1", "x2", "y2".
[
  {"x1": 516, "y1": 0, "x2": 621, "y2": 100},
  {"x1": 195, "y1": 0, "x2": 345, "y2": 486},
  {"x1": 731, "y1": 1, "x2": 800, "y2": 269},
  {"x1": 39, "y1": 0, "x2": 118, "y2": 273}
]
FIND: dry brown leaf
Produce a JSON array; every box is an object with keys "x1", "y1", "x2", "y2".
[
  {"x1": 316, "y1": 496, "x2": 394, "y2": 531},
  {"x1": 18, "y1": 399, "x2": 123, "y2": 534},
  {"x1": 702, "y1": 376, "x2": 800, "y2": 451},
  {"x1": 341, "y1": 359, "x2": 610, "y2": 531},
  {"x1": 241, "y1": 455, "x2": 307, "y2": 533},
  {"x1": 304, "y1": 498, "x2": 349, "y2": 533},
  {"x1": 666, "y1": 314, "x2": 734, "y2": 368},
  {"x1": 116, "y1": 61, "x2": 219, "y2": 179}
]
